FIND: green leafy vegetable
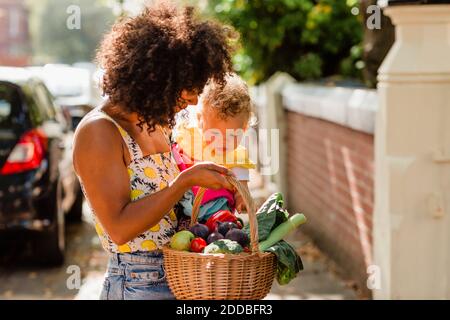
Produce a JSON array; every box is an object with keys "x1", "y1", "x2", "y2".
[
  {"x1": 203, "y1": 239, "x2": 243, "y2": 254},
  {"x1": 259, "y1": 214, "x2": 307, "y2": 251},
  {"x1": 243, "y1": 193, "x2": 289, "y2": 241},
  {"x1": 265, "y1": 240, "x2": 304, "y2": 285},
  {"x1": 244, "y1": 193, "x2": 304, "y2": 285}
]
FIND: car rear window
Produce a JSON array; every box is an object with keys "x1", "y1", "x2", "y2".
[{"x1": 0, "y1": 83, "x2": 22, "y2": 129}]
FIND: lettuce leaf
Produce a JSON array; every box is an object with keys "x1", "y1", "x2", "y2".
[
  {"x1": 244, "y1": 193, "x2": 289, "y2": 241},
  {"x1": 265, "y1": 240, "x2": 303, "y2": 285},
  {"x1": 244, "y1": 193, "x2": 304, "y2": 285}
]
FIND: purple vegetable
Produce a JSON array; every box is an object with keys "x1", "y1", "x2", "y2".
[
  {"x1": 216, "y1": 221, "x2": 238, "y2": 236},
  {"x1": 207, "y1": 232, "x2": 224, "y2": 244},
  {"x1": 225, "y1": 229, "x2": 250, "y2": 247},
  {"x1": 189, "y1": 223, "x2": 210, "y2": 240}
]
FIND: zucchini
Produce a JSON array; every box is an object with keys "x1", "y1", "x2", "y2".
[{"x1": 258, "y1": 214, "x2": 307, "y2": 252}]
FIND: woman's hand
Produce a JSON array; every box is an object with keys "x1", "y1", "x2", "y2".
[{"x1": 180, "y1": 162, "x2": 234, "y2": 190}]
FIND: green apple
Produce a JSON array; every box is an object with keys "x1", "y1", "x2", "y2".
[{"x1": 170, "y1": 230, "x2": 195, "y2": 251}]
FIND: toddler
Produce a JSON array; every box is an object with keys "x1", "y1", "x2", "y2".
[{"x1": 173, "y1": 74, "x2": 255, "y2": 227}]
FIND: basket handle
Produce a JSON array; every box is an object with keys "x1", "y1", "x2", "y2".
[{"x1": 190, "y1": 175, "x2": 259, "y2": 253}]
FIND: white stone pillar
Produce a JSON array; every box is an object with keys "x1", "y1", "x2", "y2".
[{"x1": 374, "y1": 3, "x2": 450, "y2": 299}]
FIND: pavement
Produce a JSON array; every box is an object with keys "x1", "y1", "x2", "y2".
[
  {"x1": 0, "y1": 205, "x2": 107, "y2": 300},
  {"x1": 265, "y1": 230, "x2": 358, "y2": 300}
]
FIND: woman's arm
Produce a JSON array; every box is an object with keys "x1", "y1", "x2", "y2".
[{"x1": 73, "y1": 118, "x2": 232, "y2": 245}]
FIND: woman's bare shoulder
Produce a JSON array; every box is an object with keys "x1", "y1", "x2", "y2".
[
  {"x1": 74, "y1": 111, "x2": 120, "y2": 143},
  {"x1": 73, "y1": 112, "x2": 123, "y2": 172}
]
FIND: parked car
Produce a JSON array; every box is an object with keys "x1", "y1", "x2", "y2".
[
  {"x1": 28, "y1": 63, "x2": 103, "y2": 130},
  {"x1": 0, "y1": 67, "x2": 83, "y2": 265}
]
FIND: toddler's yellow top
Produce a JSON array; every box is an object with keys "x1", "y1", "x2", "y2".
[{"x1": 175, "y1": 125, "x2": 255, "y2": 170}]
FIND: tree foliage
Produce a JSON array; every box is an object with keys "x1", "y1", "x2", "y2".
[
  {"x1": 361, "y1": 0, "x2": 394, "y2": 88},
  {"x1": 206, "y1": 0, "x2": 364, "y2": 84}
]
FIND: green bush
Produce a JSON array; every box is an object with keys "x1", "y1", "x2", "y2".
[{"x1": 206, "y1": 0, "x2": 364, "y2": 85}]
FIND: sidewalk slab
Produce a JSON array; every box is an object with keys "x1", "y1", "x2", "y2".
[{"x1": 265, "y1": 231, "x2": 358, "y2": 300}]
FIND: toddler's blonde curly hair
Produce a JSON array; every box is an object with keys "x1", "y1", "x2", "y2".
[{"x1": 201, "y1": 73, "x2": 253, "y2": 123}]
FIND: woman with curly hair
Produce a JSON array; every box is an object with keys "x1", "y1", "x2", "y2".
[{"x1": 72, "y1": 2, "x2": 235, "y2": 300}]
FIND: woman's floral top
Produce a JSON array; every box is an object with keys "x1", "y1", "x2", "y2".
[{"x1": 79, "y1": 108, "x2": 179, "y2": 253}]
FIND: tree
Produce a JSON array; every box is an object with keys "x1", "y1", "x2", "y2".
[
  {"x1": 206, "y1": 0, "x2": 363, "y2": 85},
  {"x1": 28, "y1": 0, "x2": 115, "y2": 64},
  {"x1": 360, "y1": 0, "x2": 395, "y2": 88}
]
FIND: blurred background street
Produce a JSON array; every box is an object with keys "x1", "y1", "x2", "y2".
[
  {"x1": 2, "y1": 0, "x2": 448, "y2": 300},
  {"x1": 0, "y1": 0, "x2": 368, "y2": 300},
  {"x1": 0, "y1": 202, "x2": 107, "y2": 299},
  {"x1": 0, "y1": 0, "x2": 380, "y2": 300}
]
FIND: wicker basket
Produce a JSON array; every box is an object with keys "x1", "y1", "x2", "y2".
[{"x1": 163, "y1": 175, "x2": 276, "y2": 300}]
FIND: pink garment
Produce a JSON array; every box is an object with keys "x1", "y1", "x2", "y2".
[
  {"x1": 192, "y1": 186, "x2": 235, "y2": 209},
  {"x1": 172, "y1": 143, "x2": 188, "y2": 171},
  {"x1": 172, "y1": 143, "x2": 236, "y2": 210}
]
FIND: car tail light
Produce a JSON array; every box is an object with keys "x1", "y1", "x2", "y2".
[{"x1": 0, "y1": 129, "x2": 47, "y2": 175}]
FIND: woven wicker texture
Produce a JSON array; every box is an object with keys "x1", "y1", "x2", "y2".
[{"x1": 163, "y1": 175, "x2": 276, "y2": 300}]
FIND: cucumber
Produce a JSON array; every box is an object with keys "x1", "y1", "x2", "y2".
[{"x1": 258, "y1": 214, "x2": 307, "y2": 252}]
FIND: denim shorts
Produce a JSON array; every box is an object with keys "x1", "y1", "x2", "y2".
[{"x1": 100, "y1": 250, "x2": 175, "y2": 300}]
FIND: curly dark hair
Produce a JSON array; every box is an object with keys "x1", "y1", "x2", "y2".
[{"x1": 96, "y1": 1, "x2": 235, "y2": 131}]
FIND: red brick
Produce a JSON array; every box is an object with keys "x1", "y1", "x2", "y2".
[{"x1": 286, "y1": 112, "x2": 374, "y2": 294}]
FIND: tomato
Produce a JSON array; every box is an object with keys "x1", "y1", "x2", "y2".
[{"x1": 190, "y1": 237, "x2": 207, "y2": 253}]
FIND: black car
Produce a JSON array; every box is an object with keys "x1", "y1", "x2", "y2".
[
  {"x1": 28, "y1": 64, "x2": 99, "y2": 130},
  {"x1": 0, "y1": 67, "x2": 83, "y2": 265}
]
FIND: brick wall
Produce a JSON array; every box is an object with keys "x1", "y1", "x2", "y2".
[{"x1": 286, "y1": 111, "x2": 374, "y2": 294}]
